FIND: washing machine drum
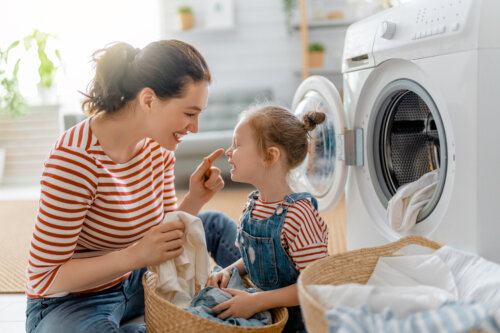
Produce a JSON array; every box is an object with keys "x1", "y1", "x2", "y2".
[{"x1": 372, "y1": 79, "x2": 448, "y2": 221}]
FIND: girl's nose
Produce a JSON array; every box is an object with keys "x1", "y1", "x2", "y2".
[{"x1": 225, "y1": 148, "x2": 231, "y2": 157}]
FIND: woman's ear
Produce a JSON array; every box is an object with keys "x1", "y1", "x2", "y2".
[
  {"x1": 138, "y1": 87, "x2": 156, "y2": 113},
  {"x1": 265, "y1": 146, "x2": 281, "y2": 167}
]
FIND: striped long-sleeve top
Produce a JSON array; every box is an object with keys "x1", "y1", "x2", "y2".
[
  {"x1": 236, "y1": 197, "x2": 329, "y2": 272},
  {"x1": 26, "y1": 118, "x2": 177, "y2": 298}
]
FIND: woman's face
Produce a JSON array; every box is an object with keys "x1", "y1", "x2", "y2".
[
  {"x1": 149, "y1": 81, "x2": 208, "y2": 151},
  {"x1": 225, "y1": 118, "x2": 264, "y2": 184}
]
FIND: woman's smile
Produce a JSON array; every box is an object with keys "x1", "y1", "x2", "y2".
[{"x1": 173, "y1": 132, "x2": 186, "y2": 143}]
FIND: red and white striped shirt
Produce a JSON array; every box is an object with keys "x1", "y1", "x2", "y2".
[
  {"x1": 237, "y1": 197, "x2": 329, "y2": 272},
  {"x1": 26, "y1": 118, "x2": 177, "y2": 298}
]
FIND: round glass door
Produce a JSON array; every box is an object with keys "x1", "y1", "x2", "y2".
[
  {"x1": 371, "y1": 79, "x2": 447, "y2": 221},
  {"x1": 289, "y1": 76, "x2": 347, "y2": 212}
]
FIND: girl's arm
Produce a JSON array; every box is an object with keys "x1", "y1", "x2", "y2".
[
  {"x1": 212, "y1": 283, "x2": 299, "y2": 319},
  {"x1": 206, "y1": 258, "x2": 246, "y2": 288},
  {"x1": 251, "y1": 283, "x2": 299, "y2": 310},
  {"x1": 227, "y1": 258, "x2": 247, "y2": 276}
]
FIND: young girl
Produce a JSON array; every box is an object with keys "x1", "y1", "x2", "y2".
[{"x1": 205, "y1": 104, "x2": 329, "y2": 332}]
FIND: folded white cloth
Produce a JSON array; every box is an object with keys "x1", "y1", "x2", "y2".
[
  {"x1": 387, "y1": 169, "x2": 439, "y2": 232},
  {"x1": 149, "y1": 211, "x2": 211, "y2": 308}
]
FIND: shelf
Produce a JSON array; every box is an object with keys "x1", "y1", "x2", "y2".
[{"x1": 292, "y1": 18, "x2": 356, "y2": 30}]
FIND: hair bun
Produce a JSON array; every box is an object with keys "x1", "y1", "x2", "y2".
[{"x1": 302, "y1": 111, "x2": 326, "y2": 131}]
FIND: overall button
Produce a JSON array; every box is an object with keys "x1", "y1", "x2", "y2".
[{"x1": 276, "y1": 206, "x2": 284, "y2": 215}]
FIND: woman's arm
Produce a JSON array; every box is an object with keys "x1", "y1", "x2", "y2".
[{"x1": 45, "y1": 221, "x2": 185, "y2": 294}]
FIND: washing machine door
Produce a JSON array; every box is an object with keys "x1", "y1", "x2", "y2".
[{"x1": 289, "y1": 76, "x2": 347, "y2": 212}]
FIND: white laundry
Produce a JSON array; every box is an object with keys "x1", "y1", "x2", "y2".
[
  {"x1": 305, "y1": 253, "x2": 457, "y2": 318},
  {"x1": 435, "y1": 245, "x2": 500, "y2": 308},
  {"x1": 387, "y1": 169, "x2": 439, "y2": 233},
  {"x1": 366, "y1": 253, "x2": 457, "y2": 297},
  {"x1": 149, "y1": 211, "x2": 211, "y2": 308},
  {"x1": 306, "y1": 283, "x2": 455, "y2": 318}
]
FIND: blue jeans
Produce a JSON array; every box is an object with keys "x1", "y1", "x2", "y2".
[
  {"x1": 199, "y1": 210, "x2": 241, "y2": 268},
  {"x1": 26, "y1": 268, "x2": 148, "y2": 333},
  {"x1": 26, "y1": 211, "x2": 240, "y2": 333}
]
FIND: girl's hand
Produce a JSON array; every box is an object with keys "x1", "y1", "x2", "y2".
[
  {"x1": 212, "y1": 289, "x2": 261, "y2": 319},
  {"x1": 188, "y1": 148, "x2": 225, "y2": 204},
  {"x1": 129, "y1": 220, "x2": 185, "y2": 268},
  {"x1": 206, "y1": 268, "x2": 232, "y2": 289}
]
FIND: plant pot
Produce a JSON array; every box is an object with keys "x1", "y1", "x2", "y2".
[
  {"x1": 178, "y1": 12, "x2": 194, "y2": 30},
  {"x1": 37, "y1": 83, "x2": 59, "y2": 105},
  {"x1": 308, "y1": 51, "x2": 325, "y2": 69}
]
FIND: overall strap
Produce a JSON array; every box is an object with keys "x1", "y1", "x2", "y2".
[
  {"x1": 243, "y1": 190, "x2": 260, "y2": 213},
  {"x1": 283, "y1": 192, "x2": 318, "y2": 210},
  {"x1": 247, "y1": 190, "x2": 260, "y2": 200}
]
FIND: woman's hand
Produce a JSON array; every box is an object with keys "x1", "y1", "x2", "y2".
[
  {"x1": 129, "y1": 220, "x2": 185, "y2": 268},
  {"x1": 212, "y1": 289, "x2": 261, "y2": 319},
  {"x1": 189, "y1": 148, "x2": 225, "y2": 204},
  {"x1": 206, "y1": 268, "x2": 232, "y2": 289}
]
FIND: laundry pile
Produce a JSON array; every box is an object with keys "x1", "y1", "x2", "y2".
[
  {"x1": 306, "y1": 246, "x2": 500, "y2": 332},
  {"x1": 148, "y1": 211, "x2": 271, "y2": 327}
]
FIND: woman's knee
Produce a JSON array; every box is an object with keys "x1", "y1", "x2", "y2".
[{"x1": 198, "y1": 210, "x2": 236, "y2": 231}]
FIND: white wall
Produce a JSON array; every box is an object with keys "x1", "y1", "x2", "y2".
[
  {"x1": 160, "y1": 0, "x2": 302, "y2": 107},
  {"x1": 160, "y1": 0, "x2": 350, "y2": 107}
]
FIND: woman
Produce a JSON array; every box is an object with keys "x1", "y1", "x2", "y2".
[{"x1": 25, "y1": 40, "x2": 240, "y2": 333}]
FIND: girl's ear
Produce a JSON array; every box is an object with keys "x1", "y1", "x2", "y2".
[
  {"x1": 138, "y1": 87, "x2": 156, "y2": 113},
  {"x1": 265, "y1": 146, "x2": 281, "y2": 167}
]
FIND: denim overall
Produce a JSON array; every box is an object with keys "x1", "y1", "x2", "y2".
[{"x1": 238, "y1": 191, "x2": 318, "y2": 333}]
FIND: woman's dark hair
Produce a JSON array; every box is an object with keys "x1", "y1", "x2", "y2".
[
  {"x1": 240, "y1": 104, "x2": 326, "y2": 170},
  {"x1": 81, "y1": 40, "x2": 211, "y2": 115}
]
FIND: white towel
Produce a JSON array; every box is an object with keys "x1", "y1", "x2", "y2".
[
  {"x1": 387, "y1": 169, "x2": 439, "y2": 233},
  {"x1": 149, "y1": 211, "x2": 211, "y2": 308}
]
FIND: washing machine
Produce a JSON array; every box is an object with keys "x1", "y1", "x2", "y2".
[{"x1": 289, "y1": 0, "x2": 500, "y2": 263}]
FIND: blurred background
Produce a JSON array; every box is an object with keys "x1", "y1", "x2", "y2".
[{"x1": 0, "y1": 0, "x2": 406, "y2": 194}]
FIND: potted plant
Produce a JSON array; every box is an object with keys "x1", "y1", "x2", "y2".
[
  {"x1": 177, "y1": 5, "x2": 194, "y2": 30},
  {"x1": 24, "y1": 30, "x2": 61, "y2": 104},
  {"x1": 0, "y1": 29, "x2": 61, "y2": 185},
  {"x1": 0, "y1": 29, "x2": 61, "y2": 118},
  {"x1": 308, "y1": 42, "x2": 325, "y2": 68}
]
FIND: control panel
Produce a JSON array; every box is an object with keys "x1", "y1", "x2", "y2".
[{"x1": 410, "y1": 0, "x2": 470, "y2": 40}]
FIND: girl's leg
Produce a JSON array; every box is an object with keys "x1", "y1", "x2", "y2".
[
  {"x1": 26, "y1": 269, "x2": 147, "y2": 333},
  {"x1": 199, "y1": 210, "x2": 241, "y2": 268}
]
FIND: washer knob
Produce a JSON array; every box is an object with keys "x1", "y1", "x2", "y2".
[{"x1": 379, "y1": 21, "x2": 397, "y2": 39}]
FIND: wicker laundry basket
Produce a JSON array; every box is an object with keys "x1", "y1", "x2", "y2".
[
  {"x1": 143, "y1": 272, "x2": 288, "y2": 333},
  {"x1": 297, "y1": 235, "x2": 443, "y2": 333}
]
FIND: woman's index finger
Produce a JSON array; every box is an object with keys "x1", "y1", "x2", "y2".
[{"x1": 206, "y1": 148, "x2": 225, "y2": 165}]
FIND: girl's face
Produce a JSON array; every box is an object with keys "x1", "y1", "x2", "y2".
[
  {"x1": 225, "y1": 118, "x2": 265, "y2": 184},
  {"x1": 148, "y1": 81, "x2": 208, "y2": 151}
]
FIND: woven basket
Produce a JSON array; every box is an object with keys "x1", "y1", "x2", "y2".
[
  {"x1": 298, "y1": 235, "x2": 443, "y2": 333},
  {"x1": 143, "y1": 272, "x2": 288, "y2": 333}
]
